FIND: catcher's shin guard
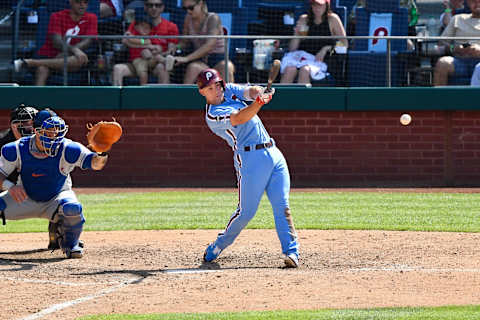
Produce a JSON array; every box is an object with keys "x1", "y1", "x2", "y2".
[{"x1": 59, "y1": 202, "x2": 85, "y2": 258}]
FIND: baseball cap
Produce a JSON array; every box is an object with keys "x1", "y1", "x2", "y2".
[
  {"x1": 197, "y1": 68, "x2": 224, "y2": 89},
  {"x1": 311, "y1": 0, "x2": 330, "y2": 4},
  {"x1": 34, "y1": 108, "x2": 57, "y2": 128}
]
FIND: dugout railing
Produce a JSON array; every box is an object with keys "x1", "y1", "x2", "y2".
[{"x1": 11, "y1": 32, "x2": 480, "y2": 87}]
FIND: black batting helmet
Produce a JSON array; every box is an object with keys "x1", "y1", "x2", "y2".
[{"x1": 197, "y1": 68, "x2": 224, "y2": 89}]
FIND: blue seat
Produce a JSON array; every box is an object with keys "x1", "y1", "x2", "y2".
[{"x1": 347, "y1": 0, "x2": 409, "y2": 87}]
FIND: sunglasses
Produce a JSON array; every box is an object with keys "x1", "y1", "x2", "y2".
[
  {"x1": 182, "y1": 3, "x2": 197, "y2": 11},
  {"x1": 146, "y1": 2, "x2": 164, "y2": 8},
  {"x1": 74, "y1": 0, "x2": 89, "y2": 4}
]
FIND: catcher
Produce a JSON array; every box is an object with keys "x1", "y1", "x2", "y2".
[{"x1": 0, "y1": 109, "x2": 121, "y2": 258}]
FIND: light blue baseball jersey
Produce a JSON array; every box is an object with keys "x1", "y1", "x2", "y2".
[
  {"x1": 203, "y1": 83, "x2": 299, "y2": 259},
  {"x1": 205, "y1": 83, "x2": 271, "y2": 150},
  {"x1": 0, "y1": 136, "x2": 95, "y2": 202}
]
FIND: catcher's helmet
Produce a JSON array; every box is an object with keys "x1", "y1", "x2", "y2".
[
  {"x1": 10, "y1": 104, "x2": 38, "y2": 137},
  {"x1": 197, "y1": 68, "x2": 224, "y2": 90},
  {"x1": 34, "y1": 109, "x2": 68, "y2": 157}
]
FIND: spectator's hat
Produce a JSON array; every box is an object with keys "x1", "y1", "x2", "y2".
[
  {"x1": 311, "y1": 0, "x2": 330, "y2": 4},
  {"x1": 134, "y1": 8, "x2": 153, "y2": 25}
]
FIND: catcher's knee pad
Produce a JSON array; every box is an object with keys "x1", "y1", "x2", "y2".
[{"x1": 60, "y1": 202, "x2": 85, "y2": 227}]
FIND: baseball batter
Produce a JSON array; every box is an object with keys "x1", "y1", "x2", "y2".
[
  {"x1": 0, "y1": 109, "x2": 108, "y2": 258},
  {"x1": 197, "y1": 68, "x2": 299, "y2": 268}
]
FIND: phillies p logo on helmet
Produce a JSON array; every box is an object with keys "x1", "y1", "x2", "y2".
[{"x1": 197, "y1": 68, "x2": 224, "y2": 89}]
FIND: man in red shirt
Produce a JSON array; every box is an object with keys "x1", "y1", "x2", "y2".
[
  {"x1": 112, "y1": 0, "x2": 179, "y2": 85},
  {"x1": 13, "y1": 0, "x2": 98, "y2": 85}
]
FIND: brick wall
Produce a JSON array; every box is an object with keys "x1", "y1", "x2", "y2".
[{"x1": 2, "y1": 109, "x2": 480, "y2": 187}]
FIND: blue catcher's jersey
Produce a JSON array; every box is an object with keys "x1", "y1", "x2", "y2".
[
  {"x1": 0, "y1": 136, "x2": 95, "y2": 202},
  {"x1": 205, "y1": 83, "x2": 271, "y2": 151}
]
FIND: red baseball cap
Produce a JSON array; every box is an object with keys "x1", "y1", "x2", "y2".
[{"x1": 311, "y1": 0, "x2": 330, "y2": 4}]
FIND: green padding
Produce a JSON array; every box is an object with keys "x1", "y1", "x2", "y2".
[
  {"x1": 121, "y1": 86, "x2": 205, "y2": 110},
  {"x1": 0, "y1": 86, "x2": 121, "y2": 110},
  {"x1": 347, "y1": 87, "x2": 480, "y2": 111},
  {"x1": 263, "y1": 86, "x2": 346, "y2": 111},
  {"x1": 121, "y1": 86, "x2": 347, "y2": 111}
]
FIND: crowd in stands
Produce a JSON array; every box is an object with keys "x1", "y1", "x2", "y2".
[{"x1": 10, "y1": 0, "x2": 480, "y2": 87}]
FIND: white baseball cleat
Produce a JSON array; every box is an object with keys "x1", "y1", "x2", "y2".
[{"x1": 284, "y1": 253, "x2": 299, "y2": 268}]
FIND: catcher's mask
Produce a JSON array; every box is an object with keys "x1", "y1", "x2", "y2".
[
  {"x1": 35, "y1": 114, "x2": 68, "y2": 157},
  {"x1": 197, "y1": 68, "x2": 224, "y2": 90},
  {"x1": 10, "y1": 104, "x2": 38, "y2": 137}
]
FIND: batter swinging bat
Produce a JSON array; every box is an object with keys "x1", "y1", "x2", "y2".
[{"x1": 266, "y1": 59, "x2": 281, "y2": 93}]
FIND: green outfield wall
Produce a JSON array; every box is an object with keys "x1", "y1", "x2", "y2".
[{"x1": 1, "y1": 86, "x2": 479, "y2": 187}]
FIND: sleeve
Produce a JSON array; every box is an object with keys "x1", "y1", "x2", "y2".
[
  {"x1": 85, "y1": 13, "x2": 98, "y2": 35},
  {"x1": 441, "y1": 15, "x2": 456, "y2": 39},
  {"x1": 48, "y1": 12, "x2": 62, "y2": 36},
  {"x1": 205, "y1": 105, "x2": 237, "y2": 131},
  {"x1": 0, "y1": 143, "x2": 19, "y2": 178},
  {"x1": 167, "y1": 21, "x2": 179, "y2": 44},
  {"x1": 63, "y1": 141, "x2": 96, "y2": 171},
  {"x1": 127, "y1": 21, "x2": 135, "y2": 34},
  {"x1": 224, "y1": 83, "x2": 248, "y2": 100}
]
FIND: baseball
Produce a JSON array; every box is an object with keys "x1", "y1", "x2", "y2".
[{"x1": 400, "y1": 113, "x2": 412, "y2": 126}]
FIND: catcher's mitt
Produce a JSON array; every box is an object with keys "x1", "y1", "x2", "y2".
[{"x1": 86, "y1": 119, "x2": 122, "y2": 153}]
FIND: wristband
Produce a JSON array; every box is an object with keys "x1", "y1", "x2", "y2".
[
  {"x1": 444, "y1": 8, "x2": 452, "y2": 13},
  {"x1": 2, "y1": 179, "x2": 14, "y2": 190},
  {"x1": 140, "y1": 39, "x2": 145, "y2": 45}
]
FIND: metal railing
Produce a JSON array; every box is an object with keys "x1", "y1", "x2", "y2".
[{"x1": 13, "y1": 30, "x2": 480, "y2": 86}]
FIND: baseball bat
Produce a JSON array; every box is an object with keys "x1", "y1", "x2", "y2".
[{"x1": 266, "y1": 59, "x2": 281, "y2": 93}]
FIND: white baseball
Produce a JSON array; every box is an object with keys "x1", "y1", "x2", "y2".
[{"x1": 400, "y1": 114, "x2": 412, "y2": 126}]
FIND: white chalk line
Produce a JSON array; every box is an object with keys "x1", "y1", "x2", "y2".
[
  {"x1": 16, "y1": 276, "x2": 141, "y2": 320},
  {"x1": 12, "y1": 269, "x2": 219, "y2": 320},
  {"x1": 11, "y1": 266, "x2": 480, "y2": 320}
]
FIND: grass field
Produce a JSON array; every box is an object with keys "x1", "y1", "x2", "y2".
[
  {"x1": 2, "y1": 190, "x2": 480, "y2": 233},
  {"x1": 3, "y1": 190, "x2": 480, "y2": 319}
]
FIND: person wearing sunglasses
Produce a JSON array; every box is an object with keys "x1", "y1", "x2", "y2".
[
  {"x1": 173, "y1": 0, "x2": 235, "y2": 84},
  {"x1": 13, "y1": 0, "x2": 98, "y2": 86},
  {"x1": 112, "y1": 1, "x2": 179, "y2": 85}
]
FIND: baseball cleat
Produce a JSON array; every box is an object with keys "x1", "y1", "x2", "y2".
[
  {"x1": 284, "y1": 253, "x2": 299, "y2": 268},
  {"x1": 65, "y1": 244, "x2": 84, "y2": 259},
  {"x1": 203, "y1": 243, "x2": 222, "y2": 262}
]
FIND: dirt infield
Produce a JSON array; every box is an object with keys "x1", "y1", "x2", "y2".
[{"x1": 1, "y1": 188, "x2": 480, "y2": 320}]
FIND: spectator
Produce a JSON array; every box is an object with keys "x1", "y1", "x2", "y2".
[
  {"x1": 280, "y1": 0, "x2": 348, "y2": 85},
  {"x1": 100, "y1": 0, "x2": 123, "y2": 18},
  {"x1": 13, "y1": 0, "x2": 98, "y2": 86},
  {"x1": 470, "y1": 61, "x2": 480, "y2": 85},
  {"x1": 433, "y1": 0, "x2": 480, "y2": 86},
  {"x1": 440, "y1": 0, "x2": 470, "y2": 33},
  {"x1": 112, "y1": 2, "x2": 179, "y2": 85},
  {"x1": 173, "y1": 0, "x2": 235, "y2": 83}
]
